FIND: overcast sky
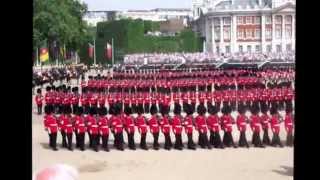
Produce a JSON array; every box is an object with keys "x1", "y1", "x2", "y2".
[{"x1": 81, "y1": 0, "x2": 192, "y2": 11}]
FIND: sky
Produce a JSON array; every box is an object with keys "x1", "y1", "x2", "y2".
[{"x1": 81, "y1": 0, "x2": 192, "y2": 11}]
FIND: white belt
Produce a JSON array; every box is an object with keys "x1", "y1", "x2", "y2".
[
  {"x1": 186, "y1": 125, "x2": 193, "y2": 128},
  {"x1": 226, "y1": 124, "x2": 232, "y2": 127},
  {"x1": 287, "y1": 123, "x2": 293, "y2": 125},
  {"x1": 164, "y1": 125, "x2": 170, "y2": 127},
  {"x1": 49, "y1": 124, "x2": 57, "y2": 126},
  {"x1": 151, "y1": 125, "x2": 158, "y2": 127},
  {"x1": 115, "y1": 125, "x2": 123, "y2": 128},
  {"x1": 101, "y1": 126, "x2": 109, "y2": 128},
  {"x1": 273, "y1": 124, "x2": 280, "y2": 127},
  {"x1": 213, "y1": 123, "x2": 219, "y2": 126},
  {"x1": 240, "y1": 123, "x2": 246, "y2": 125},
  {"x1": 140, "y1": 124, "x2": 147, "y2": 127},
  {"x1": 175, "y1": 125, "x2": 182, "y2": 128},
  {"x1": 66, "y1": 125, "x2": 72, "y2": 127},
  {"x1": 91, "y1": 125, "x2": 98, "y2": 127}
]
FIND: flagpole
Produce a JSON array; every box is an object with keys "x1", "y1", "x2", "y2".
[
  {"x1": 36, "y1": 47, "x2": 39, "y2": 67},
  {"x1": 112, "y1": 38, "x2": 114, "y2": 69},
  {"x1": 94, "y1": 38, "x2": 96, "y2": 66}
]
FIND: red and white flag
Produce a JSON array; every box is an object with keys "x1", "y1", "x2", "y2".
[
  {"x1": 88, "y1": 43, "x2": 94, "y2": 58},
  {"x1": 105, "y1": 43, "x2": 112, "y2": 60}
]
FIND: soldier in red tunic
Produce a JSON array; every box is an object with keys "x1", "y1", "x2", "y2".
[
  {"x1": 270, "y1": 107, "x2": 283, "y2": 147},
  {"x1": 148, "y1": 111, "x2": 160, "y2": 150},
  {"x1": 284, "y1": 107, "x2": 294, "y2": 147},
  {"x1": 73, "y1": 107, "x2": 86, "y2": 151},
  {"x1": 236, "y1": 105, "x2": 249, "y2": 148},
  {"x1": 109, "y1": 106, "x2": 124, "y2": 151},
  {"x1": 60, "y1": 109, "x2": 74, "y2": 151},
  {"x1": 260, "y1": 105, "x2": 271, "y2": 146},
  {"x1": 85, "y1": 109, "x2": 97, "y2": 148},
  {"x1": 250, "y1": 104, "x2": 265, "y2": 148},
  {"x1": 172, "y1": 106, "x2": 184, "y2": 150},
  {"x1": 221, "y1": 105, "x2": 237, "y2": 148},
  {"x1": 207, "y1": 105, "x2": 224, "y2": 148},
  {"x1": 183, "y1": 104, "x2": 196, "y2": 150},
  {"x1": 97, "y1": 107, "x2": 110, "y2": 151},
  {"x1": 43, "y1": 107, "x2": 58, "y2": 151},
  {"x1": 123, "y1": 106, "x2": 136, "y2": 150},
  {"x1": 159, "y1": 107, "x2": 172, "y2": 150},
  {"x1": 135, "y1": 110, "x2": 148, "y2": 150},
  {"x1": 35, "y1": 88, "x2": 44, "y2": 114},
  {"x1": 195, "y1": 105, "x2": 211, "y2": 149}
]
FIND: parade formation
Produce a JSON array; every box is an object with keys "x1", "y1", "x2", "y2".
[{"x1": 35, "y1": 66, "x2": 294, "y2": 152}]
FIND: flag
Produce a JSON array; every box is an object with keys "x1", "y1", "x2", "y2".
[
  {"x1": 60, "y1": 45, "x2": 66, "y2": 59},
  {"x1": 105, "y1": 43, "x2": 112, "y2": 59},
  {"x1": 40, "y1": 47, "x2": 49, "y2": 62},
  {"x1": 88, "y1": 43, "x2": 94, "y2": 58}
]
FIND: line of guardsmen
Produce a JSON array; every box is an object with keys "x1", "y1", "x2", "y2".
[{"x1": 42, "y1": 94, "x2": 294, "y2": 151}]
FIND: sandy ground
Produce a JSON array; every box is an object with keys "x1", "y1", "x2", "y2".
[{"x1": 32, "y1": 80, "x2": 293, "y2": 180}]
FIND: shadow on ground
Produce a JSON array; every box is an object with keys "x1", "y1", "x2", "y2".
[{"x1": 272, "y1": 166, "x2": 293, "y2": 176}]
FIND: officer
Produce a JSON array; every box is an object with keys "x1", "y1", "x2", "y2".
[
  {"x1": 43, "y1": 106, "x2": 58, "y2": 151},
  {"x1": 35, "y1": 88, "x2": 44, "y2": 114}
]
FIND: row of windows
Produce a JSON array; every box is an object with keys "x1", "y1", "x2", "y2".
[
  {"x1": 215, "y1": 44, "x2": 292, "y2": 53},
  {"x1": 237, "y1": 28, "x2": 261, "y2": 39},
  {"x1": 235, "y1": 15, "x2": 293, "y2": 25}
]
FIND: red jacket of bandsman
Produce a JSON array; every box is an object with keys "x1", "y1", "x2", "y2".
[
  {"x1": 199, "y1": 92, "x2": 206, "y2": 103},
  {"x1": 270, "y1": 115, "x2": 280, "y2": 134},
  {"x1": 123, "y1": 115, "x2": 135, "y2": 133},
  {"x1": 159, "y1": 115, "x2": 171, "y2": 134},
  {"x1": 236, "y1": 114, "x2": 247, "y2": 132},
  {"x1": 89, "y1": 94, "x2": 98, "y2": 106},
  {"x1": 60, "y1": 115, "x2": 73, "y2": 134},
  {"x1": 110, "y1": 115, "x2": 123, "y2": 133},
  {"x1": 73, "y1": 115, "x2": 86, "y2": 134},
  {"x1": 284, "y1": 113, "x2": 293, "y2": 133},
  {"x1": 98, "y1": 94, "x2": 106, "y2": 107},
  {"x1": 45, "y1": 92, "x2": 54, "y2": 105},
  {"x1": 58, "y1": 114, "x2": 69, "y2": 132},
  {"x1": 35, "y1": 94, "x2": 44, "y2": 105},
  {"x1": 85, "y1": 114, "x2": 96, "y2": 130},
  {"x1": 44, "y1": 115, "x2": 58, "y2": 134},
  {"x1": 97, "y1": 116, "x2": 109, "y2": 135},
  {"x1": 250, "y1": 114, "x2": 261, "y2": 132},
  {"x1": 221, "y1": 114, "x2": 233, "y2": 132},
  {"x1": 136, "y1": 115, "x2": 148, "y2": 134},
  {"x1": 183, "y1": 115, "x2": 194, "y2": 134},
  {"x1": 260, "y1": 113, "x2": 270, "y2": 130},
  {"x1": 171, "y1": 115, "x2": 183, "y2": 134},
  {"x1": 80, "y1": 94, "x2": 88, "y2": 106},
  {"x1": 207, "y1": 114, "x2": 220, "y2": 132},
  {"x1": 124, "y1": 94, "x2": 130, "y2": 105},
  {"x1": 195, "y1": 115, "x2": 208, "y2": 133},
  {"x1": 144, "y1": 93, "x2": 150, "y2": 104},
  {"x1": 148, "y1": 115, "x2": 160, "y2": 133}
]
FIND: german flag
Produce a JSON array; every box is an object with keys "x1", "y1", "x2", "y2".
[{"x1": 40, "y1": 47, "x2": 49, "y2": 62}]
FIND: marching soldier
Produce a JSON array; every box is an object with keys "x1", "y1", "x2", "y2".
[
  {"x1": 221, "y1": 106, "x2": 237, "y2": 148},
  {"x1": 284, "y1": 107, "x2": 294, "y2": 147},
  {"x1": 43, "y1": 107, "x2": 58, "y2": 151},
  {"x1": 58, "y1": 111, "x2": 68, "y2": 148},
  {"x1": 73, "y1": 107, "x2": 86, "y2": 151},
  {"x1": 71, "y1": 87, "x2": 79, "y2": 114},
  {"x1": 123, "y1": 106, "x2": 136, "y2": 150},
  {"x1": 182, "y1": 104, "x2": 196, "y2": 150},
  {"x1": 270, "y1": 107, "x2": 284, "y2": 147},
  {"x1": 236, "y1": 105, "x2": 249, "y2": 148},
  {"x1": 172, "y1": 106, "x2": 184, "y2": 150},
  {"x1": 64, "y1": 110, "x2": 74, "y2": 151},
  {"x1": 135, "y1": 110, "x2": 148, "y2": 150},
  {"x1": 35, "y1": 88, "x2": 44, "y2": 114},
  {"x1": 148, "y1": 111, "x2": 160, "y2": 150},
  {"x1": 110, "y1": 107, "x2": 125, "y2": 151},
  {"x1": 85, "y1": 109, "x2": 97, "y2": 148},
  {"x1": 250, "y1": 104, "x2": 265, "y2": 148},
  {"x1": 159, "y1": 107, "x2": 172, "y2": 150},
  {"x1": 260, "y1": 106, "x2": 271, "y2": 146},
  {"x1": 97, "y1": 107, "x2": 110, "y2": 151},
  {"x1": 207, "y1": 105, "x2": 224, "y2": 149},
  {"x1": 195, "y1": 105, "x2": 211, "y2": 149}
]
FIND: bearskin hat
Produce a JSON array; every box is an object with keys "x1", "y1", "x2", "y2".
[
  {"x1": 46, "y1": 86, "x2": 51, "y2": 92},
  {"x1": 197, "y1": 103, "x2": 206, "y2": 115},
  {"x1": 150, "y1": 104, "x2": 158, "y2": 115},
  {"x1": 44, "y1": 106, "x2": 51, "y2": 114},
  {"x1": 98, "y1": 107, "x2": 108, "y2": 116},
  {"x1": 173, "y1": 103, "x2": 181, "y2": 115},
  {"x1": 37, "y1": 88, "x2": 41, "y2": 94}
]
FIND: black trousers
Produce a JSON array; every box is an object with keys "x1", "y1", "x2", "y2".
[
  {"x1": 114, "y1": 133, "x2": 124, "y2": 150},
  {"x1": 271, "y1": 133, "x2": 283, "y2": 147},
  {"x1": 215, "y1": 101, "x2": 221, "y2": 109},
  {"x1": 164, "y1": 133, "x2": 172, "y2": 150},
  {"x1": 66, "y1": 133, "x2": 73, "y2": 150},
  {"x1": 127, "y1": 132, "x2": 136, "y2": 150},
  {"x1": 91, "y1": 134, "x2": 99, "y2": 151},
  {"x1": 252, "y1": 131, "x2": 264, "y2": 147},
  {"x1": 286, "y1": 131, "x2": 294, "y2": 147},
  {"x1": 262, "y1": 129, "x2": 271, "y2": 145},
  {"x1": 101, "y1": 134, "x2": 109, "y2": 151},
  {"x1": 37, "y1": 105, "x2": 42, "y2": 114},
  {"x1": 187, "y1": 133, "x2": 196, "y2": 149},
  {"x1": 223, "y1": 131, "x2": 236, "y2": 147},
  {"x1": 140, "y1": 133, "x2": 148, "y2": 150},
  {"x1": 76, "y1": 133, "x2": 85, "y2": 150},
  {"x1": 231, "y1": 101, "x2": 236, "y2": 111},
  {"x1": 209, "y1": 131, "x2": 223, "y2": 148},
  {"x1": 48, "y1": 133, "x2": 57, "y2": 150},
  {"x1": 174, "y1": 134, "x2": 183, "y2": 150},
  {"x1": 72, "y1": 105, "x2": 78, "y2": 114},
  {"x1": 198, "y1": 132, "x2": 211, "y2": 149},
  {"x1": 61, "y1": 131, "x2": 67, "y2": 148},
  {"x1": 153, "y1": 132, "x2": 160, "y2": 149},
  {"x1": 238, "y1": 131, "x2": 249, "y2": 147},
  {"x1": 144, "y1": 103, "x2": 150, "y2": 114}
]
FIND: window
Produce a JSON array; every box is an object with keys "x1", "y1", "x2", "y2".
[
  {"x1": 276, "y1": 45, "x2": 282, "y2": 53},
  {"x1": 239, "y1": 45, "x2": 243, "y2": 53},
  {"x1": 246, "y1": 16, "x2": 252, "y2": 24},
  {"x1": 237, "y1": 29, "x2": 244, "y2": 39},
  {"x1": 276, "y1": 15, "x2": 282, "y2": 24},
  {"x1": 246, "y1": 29, "x2": 252, "y2": 39},
  {"x1": 255, "y1": 29, "x2": 261, "y2": 39},
  {"x1": 226, "y1": 46, "x2": 230, "y2": 53},
  {"x1": 285, "y1": 25, "x2": 292, "y2": 39},
  {"x1": 286, "y1": 44, "x2": 292, "y2": 52},
  {"x1": 255, "y1": 16, "x2": 261, "y2": 24},
  {"x1": 237, "y1": 16, "x2": 243, "y2": 24},
  {"x1": 255, "y1": 45, "x2": 260, "y2": 52},
  {"x1": 266, "y1": 28, "x2": 272, "y2": 39},
  {"x1": 285, "y1": 15, "x2": 292, "y2": 24},
  {"x1": 214, "y1": 27, "x2": 220, "y2": 41},
  {"x1": 275, "y1": 25, "x2": 282, "y2": 39},
  {"x1": 265, "y1": 15, "x2": 272, "y2": 24},
  {"x1": 224, "y1": 17, "x2": 231, "y2": 25},
  {"x1": 216, "y1": 46, "x2": 220, "y2": 54},
  {"x1": 247, "y1": 45, "x2": 252, "y2": 53},
  {"x1": 267, "y1": 45, "x2": 272, "y2": 52},
  {"x1": 224, "y1": 26, "x2": 231, "y2": 40},
  {"x1": 214, "y1": 18, "x2": 220, "y2": 25}
]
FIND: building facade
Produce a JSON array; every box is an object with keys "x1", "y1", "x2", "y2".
[
  {"x1": 83, "y1": 11, "x2": 117, "y2": 26},
  {"x1": 192, "y1": 0, "x2": 295, "y2": 54}
]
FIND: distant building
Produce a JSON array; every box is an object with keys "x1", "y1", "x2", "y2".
[
  {"x1": 83, "y1": 11, "x2": 117, "y2": 26},
  {"x1": 191, "y1": 0, "x2": 296, "y2": 54}
]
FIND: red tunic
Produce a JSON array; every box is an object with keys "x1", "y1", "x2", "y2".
[
  {"x1": 85, "y1": 115, "x2": 96, "y2": 130},
  {"x1": 89, "y1": 125, "x2": 99, "y2": 135},
  {"x1": 195, "y1": 115, "x2": 208, "y2": 133},
  {"x1": 206, "y1": 115, "x2": 220, "y2": 132},
  {"x1": 171, "y1": 115, "x2": 183, "y2": 134},
  {"x1": 270, "y1": 115, "x2": 280, "y2": 134},
  {"x1": 183, "y1": 115, "x2": 194, "y2": 134},
  {"x1": 236, "y1": 114, "x2": 247, "y2": 132},
  {"x1": 44, "y1": 115, "x2": 58, "y2": 134},
  {"x1": 123, "y1": 115, "x2": 135, "y2": 133},
  {"x1": 98, "y1": 116, "x2": 109, "y2": 135},
  {"x1": 136, "y1": 115, "x2": 148, "y2": 134},
  {"x1": 159, "y1": 116, "x2": 171, "y2": 134},
  {"x1": 35, "y1": 95, "x2": 43, "y2": 105},
  {"x1": 148, "y1": 115, "x2": 160, "y2": 133},
  {"x1": 260, "y1": 113, "x2": 270, "y2": 130},
  {"x1": 98, "y1": 95, "x2": 106, "y2": 107},
  {"x1": 110, "y1": 115, "x2": 123, "y2": 133},
  {"x1": 71, "y1": 94, "x2": 79, "y2": 105},
  {"x1": 58, "y1": 115, "x2": 69, "y2": 132},
  {"x1": 74, "y1": 115, "x2": 86, "y2": 133},
  {"x1": 221, "y1": 114, "x2": 233, "y2": 132},
  {"x1": 284, "y1": 113, "x2": 293, "y2": 133},
  {"x1": 250, "y1": 115, "x2": 262, "y2": 132}
]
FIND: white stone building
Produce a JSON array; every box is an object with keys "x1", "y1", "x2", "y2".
[{"x1": 192, "y1": 0, "x2": 295, "y2": 54}]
